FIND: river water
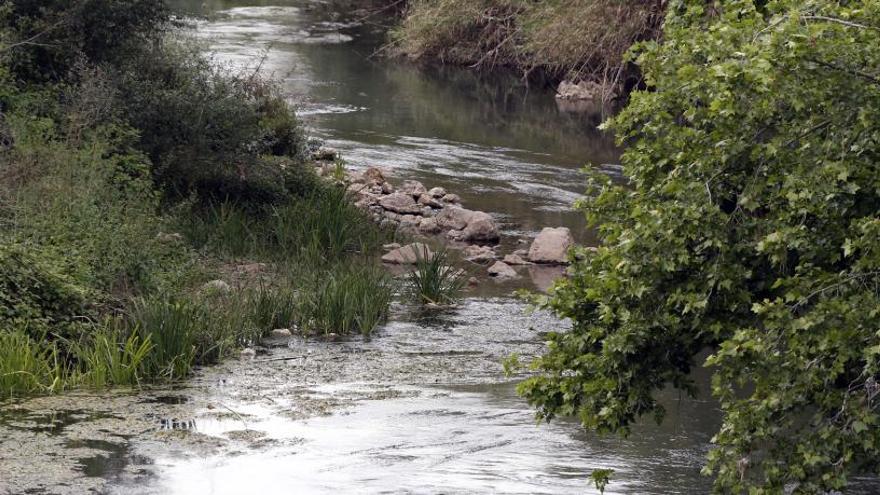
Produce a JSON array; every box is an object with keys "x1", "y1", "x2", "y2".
[{"x1": 0, "y1": 2, "x2": 726, "y2": 494}]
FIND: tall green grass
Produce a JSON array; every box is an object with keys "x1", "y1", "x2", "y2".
[
  {"x1": 0, "y1": 330, "x2": 66, "y2": 397},
  {"x1": 293, "y1": 262, "x2": 394, "y2": 335},
  {"x1": 406, "y1": 248, "x2": 468, "y2": 305},
  {"x1": 74, "y1": 326, "x2": 153, "y2": 389}
]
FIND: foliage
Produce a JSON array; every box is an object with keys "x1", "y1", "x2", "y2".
[
  {"x1": 292, "y1": 262, "x2": 395, "y2": 336},
  {"x1": 406, "y1": 248, "x2": 468, "y2": 305},
  {"x1": 0, "y1": 329, "x2": 66, "y2": 398},
  {"x1": 118, "y1": 39, "x2": 308, "y2": 205},
  {"x1": 519, "y1": 0, "x2": 880, "y2": 491},
  {"x1": 0, "y1": 244, "x2": 94, "y2": 342},
  {"x1": 74, "y1": 325, "x2": 153, "y2": 389},
  {"x1": 588, "y1": 468, "x2": 614, "y2": 494},
  {"x1": 392, "y1": 0, "x2": 663, "y2": 91}
]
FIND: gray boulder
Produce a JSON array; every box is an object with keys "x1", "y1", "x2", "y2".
[
  {"x1": 528, "y1": 227, "x2": 574, "y2": 264},
  {"x1": 379, "y1": 192, "x2": 422, "y2": 215}
]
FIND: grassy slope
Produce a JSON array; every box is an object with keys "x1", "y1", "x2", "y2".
[
  {"x1": 0, "y1": 3, "x2": 393, "y2": 398},
  {"x1": 389, "y1": 0, "x2": 664, "y2": 93}
]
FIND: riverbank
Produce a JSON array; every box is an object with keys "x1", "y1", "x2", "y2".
[{"x1": 378, "y1": 0, "x2": 664, "y2": 97}]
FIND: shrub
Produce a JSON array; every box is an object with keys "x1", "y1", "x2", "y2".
[
  {"x1": 118, "y1": 39, "x2": 308, "y2": 205},
  {"x1": 520, "y1": 1, "x2": 880, "y2": 491},
  {"x1": 0, "y1": 244, "x2": 94, "y2": 342}
]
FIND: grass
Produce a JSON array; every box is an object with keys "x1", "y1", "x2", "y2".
[
  {"x1": 406, "y1": 248, "x2": 468, "y2": 305},
  {"x1": 293, "y1": 262, "x2": 395, "y2": 336},
  {"x1": 390, "y1": 0, "x2": 664, "y2": 95},
  {"x1": 0, "y1": 329, "x2": 66, "y2": 398},
  {"x1": 74, "y1": 325, "x2": 153, "y2": 389}
]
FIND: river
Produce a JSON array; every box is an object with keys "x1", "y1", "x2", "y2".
[{"x1": 0, "y1": 1, "x2": 725, "y2": 494}]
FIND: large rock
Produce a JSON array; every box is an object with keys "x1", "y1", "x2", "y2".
[
  {"x1": 399, "y1": 180, "x2": 428, "y2": 198},
  {"x1": 461, "y1": 211, "x2": 499, "y2": 244},
  {"x1": 441, "y1": 193, "x2": 461, "y2": 204},
  {"x1": 418, "y1": 217, "x2": 442, "y2": 234},
  {"x1": 379, "y1": 192, "x2": 422, "y2": 215},
  {"x1": 555, "y1": 80, "x2": 604, "y2": 100},
  {"x1": 381, "y1": 243, "x2": 434, "y2": 264},
  {"x1": 436, "y1": 207, "x2": 474, "y2": 231},
  {"x1": 503, "y1": 253, "x2": 531, "y2": 265},
  {"x1": 528, "y1": 227, "x2": 574, "y2": 264},
  {"x1": 428, "y1": 187, "x2": 447, "y2": 198},
  {"x1": 463, "y1": 245, "x2": 496, "y2": 263},
  {"x1": 488, "y1": 261, "x2": 518, "y2": 279},
  {"x1": 363, "y1": 167, "x2": 386, "y2": 184},
  {"x1": 418, "y1": 194, "x2": 443, "y2": 209}
]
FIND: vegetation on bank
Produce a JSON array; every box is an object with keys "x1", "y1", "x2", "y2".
[
  {"x1": 519, "y1": 0, "x2": 880, "y2": 492},
  {"x1": 385, "y1": 0, "x2": 664, "y2": 94},
  {"x1": 0, "y1": 0, "x2": 392, "y2": 398}
]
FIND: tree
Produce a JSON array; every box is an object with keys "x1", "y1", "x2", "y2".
[{"x1": 518, "y1": 0, "x2": 880, "y2": 492}]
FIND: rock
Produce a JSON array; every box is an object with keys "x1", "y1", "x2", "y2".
[
  {"x1": 240, "y1": 348, "x2": 256, "y2": 359},
  {"x1": 383, "y1": 211, "x2": 402, "y2": 222},
  {"x1": 514, "y1": 248, "x2": 529, "y2": 256},
  {"x1": 379, "y1": 192, "x2": 422, "y2": 214},
  {"x1": 441, "y1": 193, "x2": 461, "y2": 204},
  {"x1": 428, "y1": 187, "x2": 447, "y2": 198},
  {"x1": 528, "y1": 227, "x2": 574, "y2": 264},
  {"x1": 463, "y1": 245, "x2": 496, "y2": 263},
  {"x1": 445, "y1": 229, "x2": 465, "y2": 242},
  {"x1": 347, "y1": 182, "x2": 370, "y2": 195},
  {"x1": 418, "y1": 217, "x2": 442, "y2": 234},
  {"x1": 488, "y1": 261, "x2": 518, "y2": 279},
  {"x1": 202, "y1": 279, "x2": 231, "y2": 293},
  {"x1": 270, "y1": 328, "x2": 292, "y2": 338},
  {"x1": 382, "y1": 243, "x2": 434, "y2": 264},
  {"x1": 398, "y1": 215, "x2": 422, "y2": 233},
  {"x1": 418, "y1": 194, "x2": 443, "y2": 208},
  {"x1": 555, "y1": 80, "x2": 605, "y2": 100},
  {"x1": 155, "y1": 232, "x2": 183, "y2": 243},
  {"x1": 399, "y1": 180, "x2": 427, "y2": 198},
  {"x1": 436, "y1": 207, "x2": 474, "y2": 231},
  {"x1": 311, "y1": 147, "x2": 338, "y2": 161},
  {"x1": 381, "y1": 182, "x2": 395, "y2": 194},
  {"x1": 347, "y1": 170, "x2": 365, "y2": 184},
  {"x1": 468, "y1": 276, "x2": 479, "y2": 286},
  {"x1": 363, "y1": 167, "x2": 386, "y2": 184},
  {"x1": 461, "y1": 211, "x2": 500, "y2": 244},
  {"x1": 379, "y1": 218, "x2": 397, "y2": 230},
  {"x1": 420, "y1": 206, "x2": 435, "y2": 217},
  {"x1": 354, "y1": 194, "x2": 379, "y2": 210},
  {"x1": 383, "y1": 243, "x2": 401, "y2": 251},
  {"x1": 503, "y1": 253, "x2": 531, "y2": 265}
]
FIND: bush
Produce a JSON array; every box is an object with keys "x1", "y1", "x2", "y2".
[
  {"x1": 118, "y1": 39, "x2": 308, "y2": 205},
  {"x1": 0, "y1": 244, "x2": 94, "y2": 342},
  {"x1": 520, "y1": 1, "x2": 880, "y2": 491}
]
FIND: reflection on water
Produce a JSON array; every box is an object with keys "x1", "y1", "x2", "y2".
[{"x1": 172, "y1": 0, "x2": 620, "y2": 243}]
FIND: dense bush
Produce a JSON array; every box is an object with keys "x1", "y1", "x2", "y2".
[
  {"x1": 0, "y1": 0, "x2": 389, "y2": 400},
  {"x1": 520, "y1": 0, "x2": 880, "y2": 491}
]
